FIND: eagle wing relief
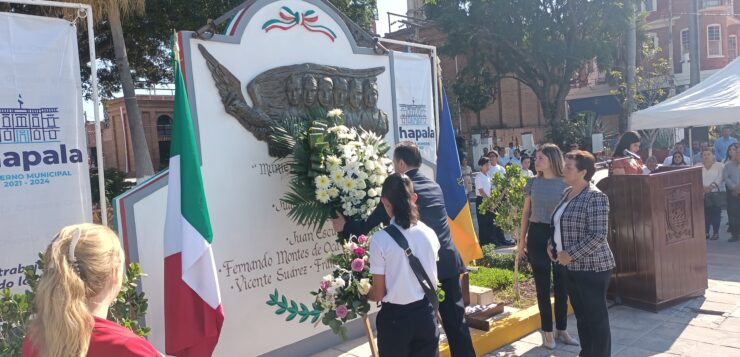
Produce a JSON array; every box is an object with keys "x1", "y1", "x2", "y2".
[
  {"x1": 198, "y1": 43, "x2": 389, "y2": 157},
  {"x1": 197, "y1": 44, "x2": 273, "y2": 141}
]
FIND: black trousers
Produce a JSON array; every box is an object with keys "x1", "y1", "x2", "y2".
[
  {"x1": 566, "y1": 269, "x2": 612, "y2": 357},
  {"x1": 704, "y1": 201, "x2": 722, "y2": 236},
  {"x1": 476, "y1": 197, "x2": 495, "y2": 246},
  {"x1": 727, "y1": 189, "x2": 740, "y2": 237},
  {"x1": 439, "y1": 276, "x2": 476, "y2": 357},
  {"x1": 526, "y1": 222, "x2": 568, "y2": 332},
  {"x1": 476, "y1": 197, "x2": 506, "y2": 246},
  {"x1": 377, "y1": 298, "x2": 439, "y2": 357}
]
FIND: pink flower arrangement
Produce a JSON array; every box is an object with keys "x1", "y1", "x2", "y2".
[
  {"x1": 335, "y1": 305, "x2": 349, "y2": 319},
  {"x1": 313, "y1": 234, "x2": 372, "y2": 338},
  {"x1": 351, "y1": 258, "x2": 365, "y2": 272}
]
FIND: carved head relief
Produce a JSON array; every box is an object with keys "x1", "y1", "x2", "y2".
[
  {"x1": 318, "y1": 77, "x2": 334, "y2": 108},
  {"x1": 363, "y1": 79, "x2": 379, "y2": 108},
  {"x1": 303, "y1": 74, "x2": 318, "y2": 106},
  {"x1": 286, "y1": 74, "x2": 303, "y2": 106},
  {"x1": 349, "y1": 79, "x2": 363, "y2": 110},
  {"x1": 333, "y1": 77, "x2": 348, "y2": 109}
]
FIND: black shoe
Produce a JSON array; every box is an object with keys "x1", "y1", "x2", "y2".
[{"x1": 729, "y1": 236, "x2": 739, "y2": 242}]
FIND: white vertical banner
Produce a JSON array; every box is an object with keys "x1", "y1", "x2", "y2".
[
  {"x1": 392, "y1": 51, "x2": 437, "y2": 163},
  {"x1": 0, "y1": 13, "x2": 91, "y2": 292}
]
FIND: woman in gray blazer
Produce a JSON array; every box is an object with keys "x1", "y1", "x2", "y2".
[{"x1": 550, "y1": 150, "x2": 615, "y2": 357}]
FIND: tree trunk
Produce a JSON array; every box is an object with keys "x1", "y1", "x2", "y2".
[
  {"x1": 108, "y1": 6, "x2": 154, "y2": 179},
  {"x1": 476, "y1": 111, "x2": 482, "y2": 129}
]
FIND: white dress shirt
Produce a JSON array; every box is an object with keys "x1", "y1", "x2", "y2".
[{"x1": 369, "y1": 220, "x2": 440, "y2": 305}]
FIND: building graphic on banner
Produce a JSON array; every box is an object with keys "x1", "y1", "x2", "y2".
[
  {"x1": 0, "y1": 95, "x2": 83, "y2": 172},
  {"x1": 0, "y1": 95, "x2": 61, "y2": 144},
  {"x1": 398, "y1": 97, "x2": 435, "y2": 152}
]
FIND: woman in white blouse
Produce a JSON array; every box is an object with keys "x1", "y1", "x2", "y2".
[{"x1": 700, "y1": 148, "x2": 724, "y2": 240}]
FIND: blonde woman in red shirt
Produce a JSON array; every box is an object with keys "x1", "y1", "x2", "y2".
[{"x1": 23, "y1": 224, "x2": 160, "y2": 357}]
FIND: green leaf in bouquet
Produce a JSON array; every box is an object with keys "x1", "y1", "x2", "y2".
[{"x1": 346, "y1": 310, "x2": 357, "y2": 321}]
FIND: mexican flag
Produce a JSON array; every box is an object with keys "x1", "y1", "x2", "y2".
[{"x1": 164, "y1": 38, "x2": 224, "y2": 357}]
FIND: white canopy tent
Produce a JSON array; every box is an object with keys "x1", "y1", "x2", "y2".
[{"x1": 630, "y1": 58, "x2": 740, "y2": 130}]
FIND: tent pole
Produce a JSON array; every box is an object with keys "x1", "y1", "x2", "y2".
[{"x1": 688, "y1": 127, "x2": 694, "y2": 165}]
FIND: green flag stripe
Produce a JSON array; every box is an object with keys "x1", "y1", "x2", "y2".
[{"x1": 171, "y1": 59, "x2": 213, "y2": 243}]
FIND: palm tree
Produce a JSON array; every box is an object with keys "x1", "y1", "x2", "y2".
[{"x1": 61, "y1": 0, "x2": 154, "y2": 179}]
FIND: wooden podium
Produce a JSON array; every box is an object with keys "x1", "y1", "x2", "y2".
[{"x1": 597, "y1": 166, "x2": 707, "y2": 311}]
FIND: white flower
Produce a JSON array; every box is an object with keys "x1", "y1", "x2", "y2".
[
  {"x1": 328, "y1": 109, "x2": 343, "y2": 118},
  {"x1": 326, "y1": 155, "x2": 341, "y2": 168},
  {"x1": 316, "y1": 189, "x2": 331, "y2": 204},
  {"x1": 326, "y1": 286, "x2": 337, "y2": 296},
  {"x1": 368, "y1": 188, "x2": 378, "y2": 197},
  {"x1": 353, "y1": 190, "x2": 367, "y2": 199},
  {"x1": 330, "y1": 170, "x2": 345, "y2": 184},
  {"x1": 323, "y1": 274, "x2": 334, "y2": 282},
  {"x1": 358, "y1": 278, "x2": 372, "y2": 295},
  {"x1": 327, "y1": 187, "x2": 339, "y2": 198},
  {"x1": 357, "y1": 180, "x2": 367, "y2": 190},
  {"x1": 345, "y1": 161, "x2": 362, "y2": 176},
  {"x1": 358, "y1": 171, "x2": 369, "y2": 180},
  {"x1": 343, "y1": 178, "x2": 356, "y2": 190},
  {"x1": 364, "y1": 146, "x2": 376, "y2": 158},
  {"x1": 314, "y1": 175, "x2": 331, "y2": 189},
  {"x1": 334, "y1": 277, "x2": 346, "y2": 288},
  {"x1": 364, "y1": 160, "x2": 376, "y2": 171}
]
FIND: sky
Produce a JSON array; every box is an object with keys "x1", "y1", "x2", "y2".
[{"x1": 376, "y1": 0, "x2": 408, "y2": 36}]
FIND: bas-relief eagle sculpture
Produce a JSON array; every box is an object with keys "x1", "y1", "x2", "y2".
[{"x1": 198, "y1": 44, "x2": 389, "y2": 157}]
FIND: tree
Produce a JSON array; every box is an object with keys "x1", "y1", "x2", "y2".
[
  {"x1": 452, "y1": 57, "x2": 496, "y2": 129},
  {"x1": 426, "y1": 0, "x2": 632, "y2": 136},
  {"x1": 611, "y1": 42, "x2": 673, "y2": 156},
  {"x1": 478, "y1": 165, "x2": 527, "y2": 299}
]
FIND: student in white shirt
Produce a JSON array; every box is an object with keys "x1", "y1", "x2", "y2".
[
  {"x1": 521, "y1": 156, "x2": 535, "y2": 178},
  {"x1": 486, "y1": 151, "x2": 506, "y2": 178},
  {"x1": 485, "y1": 151, "x2": 514, "y2": 246},
  {"x1": 475, "y1": 157, "x2": 495, "y2": 248},
  {"x1": 368, "y1": 173, "x2": 441, "y2": 357}
]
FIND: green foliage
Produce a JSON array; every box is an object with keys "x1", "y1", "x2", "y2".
[
  {"x1": 610, "y1": 41, "x2": 673, "y2": 149},
  {"x1": 453, "y1": 61, "x2": 496, "y2": 126},
  {"x1": 610, "y1": 42, "x2": 672, "y2": 113},
  {"x1": 90, "y1": 168, "x2": 134, "y2": 205},
  {"x1": 266, "y1": 289, "x2": 322, "y2": 324},
  {"x1": 469, "y1": 267, "x2": 529, "y2": 291},
  {"x1": 478, "y1": 244, "x2": 531, "y2": 275},
  {"x1": 478, "y1": 165, "x2": 527, "y2": 234},
  {"x1": 108, "y1": 263, "x2": 150, "y2": 337},
  {"x1": 329, "y1": 0, "x2": 378, "y2": 30},
  {"x1": 0, "y1": 256, "x2": 148, "y2": 355},
  {"x1": 270, "y1": 110, "x2": 340, "y2": 231},
  {"x1": 426, "y1": 0, "x2": 632, "y2": 127}
]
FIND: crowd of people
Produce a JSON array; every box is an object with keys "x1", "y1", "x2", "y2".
[{"x1": 611, "y1": 127, "x2": 739, "y2": 242}]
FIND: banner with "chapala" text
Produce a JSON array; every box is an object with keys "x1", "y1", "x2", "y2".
[{"x1": 0, "y1": 13, "x2": 91, "y2": 292}]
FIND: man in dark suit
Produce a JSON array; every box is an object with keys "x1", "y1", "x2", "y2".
[{"x1": 332, "y1": 141, "x2": 475, "y2": 357}]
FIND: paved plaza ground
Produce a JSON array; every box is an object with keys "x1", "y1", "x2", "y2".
[{"x1": 314, "y1": 209, "x2": 740, "y2": 357}]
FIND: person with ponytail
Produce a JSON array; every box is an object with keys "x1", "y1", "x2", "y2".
[
  {"x1": 333, "y1": 141, "x2": 475, "y2": 357},
  {"x1": 22, "y1": 224, "x2": 160, "y2": 357},
  {"x1": 367, "y1": 173, "x2": 441, "y2": 357}
]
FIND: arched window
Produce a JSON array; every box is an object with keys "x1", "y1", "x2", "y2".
[{"x1": 157, "y1": 115, "x2": 172, "y2": 138}]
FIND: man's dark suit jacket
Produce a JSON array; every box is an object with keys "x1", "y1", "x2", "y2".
[{"x1": 342, "y1": 169, "x2": 466, "y2": 280}]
